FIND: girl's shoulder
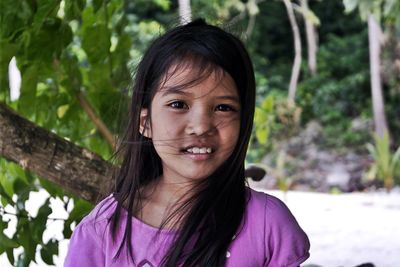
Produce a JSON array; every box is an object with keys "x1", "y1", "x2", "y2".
[
  {"x1": 77, "y1": 194, "x2": 117, "y2": 228},
  {"x1": 245, "y1": 187, "x2": 307, "y2": 235},
  {"x1": 246, "y1": 187, "x2": 291, "y2": 218},
  {"x1": 232, "y1": 188, "x2": 310, "y2": 266}
]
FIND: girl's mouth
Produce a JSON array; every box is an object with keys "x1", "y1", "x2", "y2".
[
  {"x1": 181, "y1": 146, "x2": 215, "y2": 161},
  {"x1": 185, "y1": 147, "x2": 213, "y2": 154}
]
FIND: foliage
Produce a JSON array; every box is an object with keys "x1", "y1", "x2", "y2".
[
  {"x1": 298, "y1": 30, "x2": 370, "y2": 125},
  {"x1": 343, "y1": 0, "x2": 400, "y2": 29},
  {"x1": 341, "y1": 0, "x2": 400, "y2": 143},
  {"x1": 366, "y1": 131, "x2": 400, "y2": 191},
  {"x1": 248, "y1": 90, "x2": 301, "y2": 163}
]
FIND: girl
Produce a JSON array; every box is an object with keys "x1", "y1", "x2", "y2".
[{"x1": 65, "y1": 19, "x2": 310, "y2": 267}]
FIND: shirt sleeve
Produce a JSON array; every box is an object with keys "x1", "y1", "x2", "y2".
[
  {"x1": 64, "y1": 219, "x2": 105, "y2": 267},
  {"x1": 263, "y1": 195, "x2": 310, "y2": 267}
]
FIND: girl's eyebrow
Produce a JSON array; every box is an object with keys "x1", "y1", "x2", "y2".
[
  {"x1": 161, "y1": 90, "x2": 240, "y2": 103},
  {"x1": 215, "y1": 95, "x2": 240, "y2": 103},
  {"x1": 161, "y1": 88, "x2": 190, "y2": 97}
]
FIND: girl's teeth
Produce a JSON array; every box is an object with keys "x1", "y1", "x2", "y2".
[{"x1": 186, "y1": 147, "x2": 212, "y2": 154}]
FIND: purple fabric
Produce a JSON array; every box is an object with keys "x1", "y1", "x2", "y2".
[{"x1": 64, "y1": 188, "x2": 310, "y2": 266}]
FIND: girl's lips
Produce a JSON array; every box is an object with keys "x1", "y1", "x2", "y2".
[{"x1": 183, "y1": 152, "x2": 213, "y2": 161}]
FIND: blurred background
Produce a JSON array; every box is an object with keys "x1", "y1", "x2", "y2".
[{"x1": 1, "y1": 0, "x2": 400, "y2": 266}]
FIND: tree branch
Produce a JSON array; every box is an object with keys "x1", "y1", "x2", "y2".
[
  {"x1": 282, "y1": 0, "x2": 302, "y2": 103},
  {"x1": 76, "y1": 92, "x2": 115, "y2": 150},
  {"x1": 0, "y1": 102, "x2": 114, "y2": 204}
]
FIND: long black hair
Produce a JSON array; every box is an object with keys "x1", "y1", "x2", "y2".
[{"x1": 110, "y1": 18, "x2": 256, "y2": 266}]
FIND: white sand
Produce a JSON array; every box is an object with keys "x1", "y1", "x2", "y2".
[{"x1": 259, "y1": 189, "x2": 400, "y2": 267}]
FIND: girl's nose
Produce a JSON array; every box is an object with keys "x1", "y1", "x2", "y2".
[{"x1": 185, "y1": 110, "x2": 215, "y2": 136}]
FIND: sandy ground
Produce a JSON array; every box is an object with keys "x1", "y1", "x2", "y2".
[
  {"x1": 260, "y1": 189, "x2": 400, "y2": 267},
  {"x1": 1, "y1": 188, "x2": 400, "y2": 267}
]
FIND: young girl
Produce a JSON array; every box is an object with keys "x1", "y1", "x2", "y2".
[{"x1": 65, "y1": 19, "x2": 310, "y2": 267}]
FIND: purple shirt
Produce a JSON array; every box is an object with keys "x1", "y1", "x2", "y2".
[{"x1": 65, "y1": 188, "x2": 310, "y2": 266}]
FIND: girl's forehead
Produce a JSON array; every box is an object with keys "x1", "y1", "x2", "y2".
[{"x1": 157, "y1": 63, "x2": 237, "y2": 96}]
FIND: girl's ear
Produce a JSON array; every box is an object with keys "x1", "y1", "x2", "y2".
[{"x1": 139, "y1": 109, "x2": 152, "y2": 138}]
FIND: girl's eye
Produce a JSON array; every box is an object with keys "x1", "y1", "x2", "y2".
[
  {"x1": 215, "y1": 104, "x2": 236, "y2": 112},
  {"x1": 168, "y1": 101, "x2": 188, "y2": 109}
]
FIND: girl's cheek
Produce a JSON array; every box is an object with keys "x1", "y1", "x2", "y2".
[{"x1": 216, "y1": 116, "x2": 239, "y2": 130}]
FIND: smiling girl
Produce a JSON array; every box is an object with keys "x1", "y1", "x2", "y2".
[{"x1": 65, "y1": 19, "x2": 310, "y2": 267}]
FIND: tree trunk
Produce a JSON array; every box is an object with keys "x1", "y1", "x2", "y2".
[
  {"x1": 0, "y1": 102, "x2": 114, "y2": 204},
  {"x1": 300, "y1": 0, "x2": 318, "y2": 75},
  {"x1": 282, "y1": 0, "x2": 302, "y2": 103},
  {"x1": 179, "y1": 0, "x2": 192, "y2": 25},
  {"x1": 368, "y1": 14, "x2": 389, "y2": 138}
]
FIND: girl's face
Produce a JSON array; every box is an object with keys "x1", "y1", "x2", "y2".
[{"x1": 141, "y1": 66, "x2": 240, "y2": 184}]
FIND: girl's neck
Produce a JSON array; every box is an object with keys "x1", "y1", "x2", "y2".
[{"x1": 136, "y1": 176, "x2": 196, "y2": 229}]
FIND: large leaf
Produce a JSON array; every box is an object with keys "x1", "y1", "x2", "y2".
[
  {"x1": 82, "y1": 23, "x2": 111, "y2": 64},
  {"x1": 64, "y1": 0, "x2": 86, "y2": 20},
  {"x1": 40, "y1": 239, "x2": 59, "y2": 265},
  {"x1": 32, "y1": 199, "x2": 52, "y2": 243},
  {"x1": 18, "y1": 65, "x2": 38, "y2": 116},
  {"x1": 16, "y1": 223, "x2": 37, "y2": 267},
  {"x1": 0, "y1": 219, "x2": 19, "y2": 249},
  {"x1": 31, "y1": 0, "x2": 61, "y2": 32}
]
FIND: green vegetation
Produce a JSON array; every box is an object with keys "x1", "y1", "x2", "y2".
[{"x1": 367, "y1": 132, "x2": 400, "y2": 191}]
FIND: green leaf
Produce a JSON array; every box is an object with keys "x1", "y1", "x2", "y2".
[
  {"x1": 65, "y1": 0, "x2": 86, "y2": 20},
  {"x1": 40, "y1": 239, "x2": 58, "y2": 265},
  {"x1": 0, "y1": 231, "x2": 19, "y2": 249},
  {"x1": 13, "y1": 179, "x2": 33, "y2": 201},
  {"x1": 32, "y1": 0, "x2": 61, "y2": 32},
  {"x1": 0, "y1": 220, "x2": 19, "y2": 249},
  {"x1": 0, "y1": 161, "x2": 16, "y2": 197},
  {"x1": 254, "y1": 107, "x2": 267, "y2": 125},
  {"x1": 61, "y1": 53, "x2": 83, "y2": 93},
  {"x1": 18, "y1": 65, "x2": 38, "y2": 116},
  {"x1": 87, "y1": 63, "x2": 113, "y2": 92},
  {"x1": 0, "y1": 0, "x2": 34, "y2": 40},
  {"x1": 16, "y1": 224, "x2": 36, "y2": 266},
  {"x1": 93, "y1": 0, "x2": 104, "y2": 13},
  {"x1": 256, "y1": 127, "x2": 269, "y2": 145},
  {"x1": 8, "y1": 163, "x2": 30, "y2": 185},
  {"x1": 0, "y1": 181, "x2": 15, "y2": 206},
  {"x1": 32, "y1": 199, "x2": 52, "y2": 243},
  {"x1": 153, "y1": 0, "x2": 171, "y2": 11},
  {"x1": 57, "y1": 104, "x2": 70, "y2": 118},
  {"x1": 24, "y1": 18, "x2": 72, "y2": 63},
  {"x1": 261, "y1": 95, "x2": 274, "y2": 111},
  {"x1": 6, "y1": 247, "x2": 15, "y2": 266},
  {"x1": 82, "y1": 23, "x2": 111, "y2": 64}
]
